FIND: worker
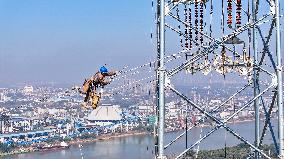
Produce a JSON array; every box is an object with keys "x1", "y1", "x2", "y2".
[{"x1": 81, "y1": 66, "x2": 116, "y2": 109}]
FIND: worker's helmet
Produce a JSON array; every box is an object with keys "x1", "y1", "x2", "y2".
[{"x1": 99, "y1": 66, "x2": 108, "y2": 73}]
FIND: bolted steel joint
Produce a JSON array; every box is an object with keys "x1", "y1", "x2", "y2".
[{"x1": 271, "y1": 74, "x2": 278, "y2": 88}]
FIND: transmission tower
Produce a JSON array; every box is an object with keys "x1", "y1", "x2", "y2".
[{"x1": 155, "y1": 0, "x2": 283, "y2": 158}]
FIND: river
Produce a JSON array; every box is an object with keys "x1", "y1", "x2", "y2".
[{"x1": 4, "y1": 120, "x2": 278, "y2": 159}]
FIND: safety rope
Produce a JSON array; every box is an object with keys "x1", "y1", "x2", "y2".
[
  {"x1": 105, "y1": 78, "x2": 157, "y2": 97},
  {"x1": 112, "y1": 70, "x2": 140, "y2": 82},
  {"x1": 112, "y1": 51, "x2": 187, "y2": 83},
  {"x1": 108, "y1": 75, "x2": 155, "y2": 93},
  {"x1": 113, "y1": 45, "x2": 200, "y2": 79}
]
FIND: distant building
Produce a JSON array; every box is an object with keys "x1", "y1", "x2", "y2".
[
  {"x1": 23, "y1": 86, "x2": 33, "y2": 94},
  {"x1": 86, "y1": 105, "x2": 122, "y2": 126},
  {"x1": 209, "y1": 99, "x2": 222, "y2": 105},
  {"x1": 219, "y1": 111, "x2": 230, "y2": 119},
  {"x1": 10, "y1": 117, "x2": 33, "y2": 132},
  {"x1": 137, "y1": 105, "x2": 154, "y2": 114},
  {"x1": 0, "y1": 93, "x2": 6, "y2": 102}
]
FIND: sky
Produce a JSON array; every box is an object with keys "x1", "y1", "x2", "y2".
[
  {"x1": 0, "y1": 0, "x2": 282, "y2": 86},
  {"x1": 0, "y1": 0, "x2": 155, "y2": 85}
]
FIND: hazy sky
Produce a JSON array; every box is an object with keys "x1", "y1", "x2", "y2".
[
  {"x1": 0, "y1": 0, "x2": 155, "y2": 85},
  {"x1": 0, "y1": 0, "x2": 282, "y2": 86}
]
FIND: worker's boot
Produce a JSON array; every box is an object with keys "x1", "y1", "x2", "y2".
[{"x1": 91, "y1": 94, "x2": 101, "y2": 109}]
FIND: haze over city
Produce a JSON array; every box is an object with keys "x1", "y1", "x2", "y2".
[
  {"x1": 0, "y1": 0, "x2": 283, "y2": 159},
  {"x1": 0, "y1": 1, "x2": 155, "y2": 85}
]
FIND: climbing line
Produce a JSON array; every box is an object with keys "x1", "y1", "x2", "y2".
[{"x1": 108, "y1": 75, "x2": 155, "y2": 93}]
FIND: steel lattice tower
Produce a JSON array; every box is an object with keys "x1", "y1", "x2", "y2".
[{"x1": 155, "y1": 0, "x2": 283, "y2": 158}]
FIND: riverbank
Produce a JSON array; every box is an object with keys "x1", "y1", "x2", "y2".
[
  {"x1": 0, "y1": 131, "x2": 150, "y2": 157},
  {"x1": 0, "y1": 118, "x2": 276, "y2": 157},
  {"x1": 68, "y1": 131, "x2": 149, "y2": 145},
  {"x1": 0, "y1": 147, "x2": 36, "y2": 157},
  {"x1": 178, "y1": 144, "x2": 277, "y2": 159},
  {"x1": 165, "y1": 118, "x2": 259, "y2": 133},
  {"x1": 182, "y1": 117, "x2": 276, "y2": 130}
]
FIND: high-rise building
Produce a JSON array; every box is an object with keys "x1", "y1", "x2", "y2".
[
  {"x1": 0, "y1": 93, "x2": 6, "y2": 102},
  {"x1": 23, "y1": 86, "x2": 33, "y2": 94}
]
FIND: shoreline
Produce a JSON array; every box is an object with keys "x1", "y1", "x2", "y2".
[
  {"x1": 0, "y1": 118, "x2": 276, "y2": 157},
  {"x1": 165, "y1": 117, "x2": 277, "y2": 133},
  {"x1": 68, "y1": 131, "x2": 149, "y2": 145},
  {"x1": 0, "y1": 131, "x2": 150, "y2": 157}
]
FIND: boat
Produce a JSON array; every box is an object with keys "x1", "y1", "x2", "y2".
[{"x1": 37, "y1": 142, "x2": 70, "y2": 151}]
